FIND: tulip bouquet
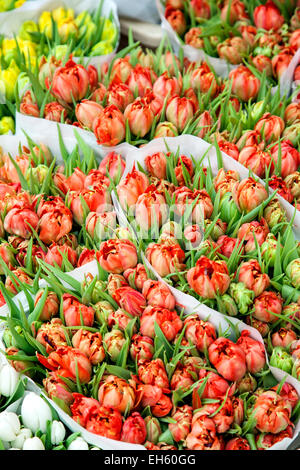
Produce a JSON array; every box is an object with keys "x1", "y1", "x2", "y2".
[
  {"x1": 1, "y1": 252, "x2": 300, "y2": 450},
  {"x1": 113, "y1": 138, "x2": 300, "y2": 379},
  {"x1": 0, "y1": 382, "x2": 100, "y2": 450},
  {"x1": 0, "y1": 132, "x2": 127, "y2": 307},
  {"x1": 159, "y1": 0, "x2": 300, "y2": 82}
]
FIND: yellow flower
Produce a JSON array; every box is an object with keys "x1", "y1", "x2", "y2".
[
  {"x1": 0, "y1": 65, "x2": 19, "y2": 101},
  {"x1": 0, "y1": 117, "x2": 15, "y2": 135},
  {"x1": 1, "y1": 38, "x2": 17, "y2": 55},
  {"x1": 101, "y1": 19, "x2": 117, "y2": 43},
  {"x1": 57, "y1": 18, "x2": 79, "y2": 43},
  {"x1": 15, "y1": 0, "x2": 25, "y2": 8},
  {"x1": 75, "y1": 11, "x2": 92, "y2": 27},
  {"x1": 52, "y1": 7, "x2": 74, "y2": 23},
  {"x1": 18, "y1": 20, "x2": 39, "y2": 41},
  {"x1": 38, "y1": 11, "x2": 52, "y2": 39},
  {"x1": 90, "y1": 40, "x2": 113, "y2": 57},
  {"x1": 79, "y1": 21, "x2": 96, "y2": 42}
]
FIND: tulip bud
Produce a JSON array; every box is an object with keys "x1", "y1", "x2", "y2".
[
  {"x1": 236, "y1": 373, "x2": 257, "y2": 393},
  {"x1": 23, "y1": 437, "x2": 45, "y2": 450},
  {"x1": 21, "y1": 393, "x2": 52, "y2": 434},
  {"x1": 68, "y1": 437, "x2": 89, "y2": 450},
  {"x1": 219, "y1": 193, "x2": 241, "y2": 225},
  {"x1": 218, "y1": 294, "x2": 238, "y2": 317},
  {"x1": 261, "y1": 233, "x2": 279, "y2": 267},
  {"x1": 94, "y1": 300, "x2": 115, "y2": 324},
  {"x1": 11, "y1": 428, "x2": 32, "y2": 449},
  {"x1": 270, "y1": 347, "x2": 294, "y2": 374},
  {"x1": 286, "y1": 259, "x2": 300, "y2": 289},
  {"x1": 103, "y1": 330, "x2": 126, "y2": 362},
  {"x1": 263, "y1": 199, "x2": 287, "y2": 231},
  {"x1": 0, "y1": 363, "x2": 19, "y2": 397},
  {"x1": 229, "y1": 282, "x2": 254, "y2": 314},
  {"x1": 51, "y1": 421, "x2": 66, "y2": 445},
  {"x1": 0, "y1": 412, "x2": 21, "y2": 441},
  {"x1": 144, "y1": 416, "x2": 161, "y2": 444}
]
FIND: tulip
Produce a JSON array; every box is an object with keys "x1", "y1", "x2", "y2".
[
  {"x1": 98, "y1": 375, "x2": 136, "y2": 414},
  {"x1": 145, "y1": 152, "x2": 167, "y2": 180},
  {"x1": 127, "y1": 64, "x2": 154, "y2": 97},
  {"x1": 255, "y1": 113, "x2": 284, "y2": 144},
  {"x1": 142, "y1": 279, "x2": 176, "y2": 310},
  {"x1": 229, "y1": 66, "x2": 260, "y2": 102},
  {"x1": 253, "y1": 390, "x2": 292, "y2": 434},
  {"x1": 187, "y1": 256, "x2": 230, "y2": 299},
  {"x1": 284, "y1": 103, "x2": 300, "y2": 126},
  {"x1": 62, "y1": 294, "x2": 94, "y2": 327},
  {"x1": 93, "y1": 105, "x2": 126, "y2": 147},
  {"x1": 4, "y1": 207, "x2": 39, "y2": 239},
  {"x1": 239, "y1": 260, "x2": 270, "y2": 297},
  {"x1": 190, "y1": 64, "x2": 218, "y2": 96},
  {"x1": 217, "y1": 140, "x2": 240, "y2": 161},
  {"x1": 10, "y1": 428, "x2": 32, "y2": 450},
  {"x1": 117, "y1": 165, "x2": 149, "y2": 209},
  {"x1": 37, "y1": 346, "x2": 92, "y2": 384},
  {"x1": 21, "y1": 393, "x2": 52, "y2": 434},
  {"x1": 208, "y1": 337, "x2": 247, "y2": 382},
  {"x1": 130, "y1": 334, "x2": 154, "y2": 363},
  {"x1": 270, "y1": 347, "x2": 294, "y2": 374},
  {"x1": 253, "y1": 1, "x2": 284, "y2": 30},
  {"x1": 233, "y1": 177, "x2": 268, "y2": 213},
  {"x1": 272, "y1": 328, "x2": 297, "y2": 349},
  {"x1": 154, "y1": 121, "x2": 178, "y2": 138},
  {"x1": 47, "y1": 59, "x2": 89, "y2": 104},
  {"x1": 85, "y1": 211, "x2": 116, "y2": 243},
  {"x1": 146, "y1": 240, "x2": 186, "y2": 278},
  {"x1": 252, "y1": 55, "x2": 273, "y2": 77},
  {"x1": 217, "y1": 37, "x2": 248, "y2": 65},
  {"x1": 98, "y1": 152, "x2": 126, "y2": 184},
  {"x1": 229, "y1": 282, "x2": 254, "y2": 315},
  {"x1": 0, "y1": 412, "x2": 21, "y2": 441},
  {"x1": 166, "y1": 95, "x2": 194, "y2": 132},
  {"x1": 237, "y1": 219, "x2": 269, "y2": 254},
  {"x1": 0, "y1": 363, "x2": 19, "y2": 398},
  {"x1": 96, "y1": 238, "x2": 138, "y2": 274},
  {"x1": 236, "y1": 372, "x2": 257, "y2": 393},
  {"x1": 165, "y1": 6, "x2": 186, "y2": 36},
  {"x1": 121, "y1": 412, "x2": 147, "y2": 444},
  {"x1": 107, "y1": 83, "x2": 134, "y2": 112},
  {"x1": 285, "y1": 172, "x2": 300, "y2": 199},
  {"x1": 140, "y1": 306, "x2": 183, "y2": 342},
  {"x1": 168, "y1": 405, "x2": 192, "y2": 443},
  {"x1": 270, "y1": 140, "x2": 300, "y2": 179},
  {"x1": 144, "y1": 417, "x2": 161, "y2": 444},
  {"x1": 50, "y1": 421, "x2": 66, "y2": 446},
  {"x1": 175, "y1": 186, "x2": 213, "y2": 221},
  {"x1": 135, "y1": 187, "x2": 168, "y2": 232},
  {"x1": 103, "y1": 330, "x2": 126, "y2": 362},
  {"x1": 67, "y1": 437, "x2": 89, "y2": 450},
  {"x1": 123, "y1": 264, "x2": 148, "y2": 292},
  {"x1": 23, "y1": 437, "x2": 45, "y2": 450},
  {"x1": 44, "y1": 102, "x2": 68, "y2": 122},
  {"x1": 72, "y1": 329, "x2": 105, "y2": 365},
  {"x1": 217, "y1": 235, "x2": 244, "y2": 259},
  {"x1": 43, "y1": 371, "x2": 74, "y2": 406},
  {"x1": 220, "y1": 0, "x2": 248, "y2": 24},
  {"x1": 112, "y1": 286, "x2": 146, "y2": 317},
  {"x1": 138, "y1": 358, "x2": 169, "y2": 389},
  {"x1": 264, "y1": 198, "x2": 287, "y2": 230},
  {"x1": 286, "y1": 259, "x2": 300, "y2": 289},
  {"x1": 184, "y1": 315, "x2": 216, "y2": 352},
  {"x1": 236, "y1": 330, "x2": 266, "y2": 374},
  {"x1": 213, "y1": 168, "x2": 240, "y2": 197},
  {"x1": 75, "y1": 99, "x2": 103, "y2": 130},
  {"x1": 20, "y1": 90, "x2": 40, "y2": 117},
  {"x1": 238, "y1": 145, "x2": 272, "y2": 178},
  {"x1": 225, "y1": 437, "x2": 251, "y2": 450},
  {"x1": 34, "y1": 289, "x2": 59, "y2": 323}
]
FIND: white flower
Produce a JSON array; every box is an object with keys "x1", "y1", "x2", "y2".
[
  {"x1": 11, "y1": 428, "x2": 32, "y2": 449},
  {"x1": 0, "y1": 412, "x2": 21, "y2": 441},
  {"x1": 51, "y1": 421, "x2": 66, "y2": 446},
  {"x1": 68, "y1": 437, "x2": 89, "y2": 450},
  {"x1": 23, "y1": 437, "x2": 45, "y2": 450},
  {"x1": 0, "y1": 364, "x2": 19, "y2": 397},
  {"x1": 90, "y1": 447, "x2": 100, "y2": 450},
  {"x1": 21, "y1": 393, "x2": 52, "y2": 433}
]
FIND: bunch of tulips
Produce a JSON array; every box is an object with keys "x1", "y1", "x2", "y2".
[
  {"x1": 162, "y1": 0, "x2": 300, "y2": 80},
  {"x1": 16, "y1": 39, "x2": 300, "y2": 215},
  {"x1": 1, "y1": 253, "x2": 300, "y2": 450},
  {"x1": 115, "y1": 144, "x2": 300, "y2": 380},
  {"x1": 0, "y1": 133, "x2": 127, "y2": 306},
  {"x1": 0, "y1": 2, "x2": 118, "y2": 105}
]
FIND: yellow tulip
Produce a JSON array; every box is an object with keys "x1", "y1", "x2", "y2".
[
  {"x1": 19, "y1": 20, "x2": 39, "y2": 41},
  {"x1": 58, "y1": 18, "x2": 79, "y2": 43},
  {"x1": 52, "y1": 7, "x2": 74, "y2": 23},
  {"x1": 38, "y1": 11, "x2": 52, "y2": 39},
  {"x1": 1, "y1": 38, "x2": 17, "y2": 55},
  {"x1": 90, "y1": 40, "x2": 113, "y2": 56},
  {"x1": 0, "y1": 66, "x2": 19, "y2": 101},
  {"x1": 75, "y1": 11, "x2": 92, "y2": 27},
  {"x1": 101, "y1": 19, "x2": 117, "y2": 43},
  {"x1": 0, "y1": 117, "x2": 15, "y2": 135},
  {"x1": 15, "y1": 0, "x2": 26, "y2": 8}
]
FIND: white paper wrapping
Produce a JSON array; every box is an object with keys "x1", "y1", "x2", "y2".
[
  {"x1": 114, "y1": 0, "x2": 160, "y2": 24},
  {"x1": 0, "y1": 0, "x2": 120, "y2": 68},
  {"x1": 14, "y1": 111, "x2": 136, "y2": 160}
]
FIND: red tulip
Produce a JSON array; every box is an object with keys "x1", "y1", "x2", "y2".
[
  {"x1": 184, "y1": 315, "x2": 217, "y2": 352},
  {"x1": 37, "y1": 346, "x2": 92, "y2": 383},
  {"x1": 165, "y1": 6, "x2": 186, "y2": 35},
  {"x1": 121, "y1": 412, "x2": 146, "y2": 444},
  {"x1": 98, "y1": 375, "x2": 136, "y2": 414},
  {"x1": 142, "y1": 279, "x2": 176, "y2": 310},
  {"x1": 93, "y1": 105, "x2": 126, "y2": 146},
  {"x1": 238, "y1": 145, "x2": 272, "y2": 178},
  {"x1": 4, "y1": 207, "x2": 38, "y2": 239},
  {"x1": 272, "y1": 47, "x2": 295, "y2": 80},
  {"x1": 254, "y1": 113, "x2": 285, "y2": 144},
  {"x1": 238, "y1": 260, "x2": 270, "y2": 297},
  {"x1": 208, "y1": 337, "x2": 247, "y2": 382},
  {"x1": 166, "y1": 95, "x2": 194, "y2": 132},
  {"x1": 146, "y1": 240, "x2": 186, "y2": 278},
  {"x1": 220, "y1": 0, "x2": 248, "y2": 24},
  {"x1": 229, "y1": 66, "x2": 260, "y2": 102},
  {"x1": 47, "y1": 59, "x2": 89, "y2": 104},
  {"x1": 272, "y1": 328, "x2": 297, "y2": 348},
  {"x1": 112, "y1": 286, "x2": 146, "y2": 317},
  {"x1": 130, "y1": 334, "x2": 154, "y2": 363},
  {"x1": 225, "y1": 437, "x2": 251, "y2": 450},
  {"x1": 117, "y1": 164, "x2": 149, "y2": 209},
  {"x1": 123, "y1": 263, "x2": 148, "y2": 291},
  {"x1": 138, "y1": 358, "x2": 169, "y2": 389},
  {"x1": 44, "y1": 102, "x2": 68, "y2": 122},
  {"x1": 169, "y1": 405, "x2": 192, "y2": 442},
  {"x1": 20, "y1": 90, "x2": 40, "y2": 117},
  {"x1": 36, "y1": 318, "x2": 67, "y2": 353},
  {"x1": 107, "y1": 82, "x2": 134, "y2": 112},
  {"x1": 269, "y1": 140, "x2": 300, "y2": 179},
  {"x1": 62, "y1": 294, "x2": 94, "y2": 327},
  {"x1": 98, "y1": 151, "x2": 126, "y2": 183},
  {"x1": 253, "y1": 1, "x2": 284, "y2": 30},
  {"x1": 43, "y1": 371, "x2": 74, "y2": 406},
  {"x1": 217, "y1": 37, "x2": 248, "y2": 65},
  {"x1": 145, "y1": 152, "x2": 167, "y2": 180},
  {"x1": 253, "y1": 390, "x2": 292, "y2": 434},
  {"x1": 72, "y1": 329, "x2": 105, "y2": 365},
  {"x1": 140, "y1": 305, "x2": 183, "y2": 341},
  {"x1": 44, "y1": 243, "x2": 77, "y2": 268},
  {"x1": 34, "y1": 289, "x2": 59, "y2": 322},
  {"x1": 233, "y1": 177, "x2": 268, "y2": 213},
  {"x1": 75, "y1": 99, "x2": 103, "y2": 130},
  {"x1": 124, "y1": 97, "x2": 154, "y2": 138},
  {"x1": 236, "y1": 330, "x2": 266, "y2": 374},
  {"x1": 153, "y1": 72, "x2": 182, "y2": 101},
  {"x1": 96, "y1": 239, "x2": 138, "y2": 274},
  {"x1": 254, "y1": 291, "x2": 283, "y2": 323},
  {"x1": 187, "y1": 256, "x2": 230, "y2": 299}
]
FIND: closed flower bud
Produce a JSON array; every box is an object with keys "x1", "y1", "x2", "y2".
[
  {"x1": 0, "y1": 412, "x2": 20, "y2": 441},
  {"x1": 50, "y1": 421, "x2": 66, "y2": 445},
  {"x1": 286, "y1": 259, "x2": 300, "y2": 289},
  {"x1": 23, "y1": 436, "x2": 45, "y2": 450},
  {"x1": 270, "y1": 347, "x2": 294, "y2": 374},
  {"x1": 0, "y1": 363, "x2": 19, "y2": 397},
  {"x1": 21, "y1": 393, "x2": 52, "y2": 434}
]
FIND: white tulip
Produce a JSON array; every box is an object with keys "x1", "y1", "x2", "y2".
[
  {"x1": 11, "y1": 428, "x2": 32, "y2": 449},
  {"x1": 0, "y1": 412, "x2": 20, "y2": 441},
  {"x1": 90, "y1": 447, "x2": 100, "y2": 450},
  {"x1": 21, "y1": 393, "x2": 52, "y2": 433},
  {"x1": 68, "y1": 437, "x2": 89, "y2": 450},
  {"x1": 0, "y1": 364, "x2": 19, "y2": 397},
  {"x1": 51, "y1": 421, "x2": 66, "y2": 446},
  {"x1": 23, "y1": 437, "x2": 45, "y2": 450}
]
